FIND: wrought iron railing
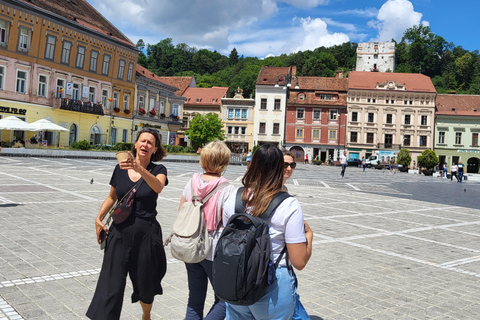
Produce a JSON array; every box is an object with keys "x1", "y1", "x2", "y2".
[{"x1": 59, "y1": 99, "x2": 104, "y2": 115}]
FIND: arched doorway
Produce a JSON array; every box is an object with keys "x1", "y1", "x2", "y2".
[
  {"x1": 69, "y1": 123, "x2": 77, "y2": 145},
  {"x1": 89, "y1": 125, "x2": 103, "y2": 145},
  {"x1": 467, "y1": 157, "x2": 479, "y2": 173},
  {"x1": 289, "y1": 146, "x2": 305, "y2": 162}
]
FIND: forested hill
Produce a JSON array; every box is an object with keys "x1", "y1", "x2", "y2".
[{"x1": 137, "y1": 25, "x2": 480, "y2": 99}]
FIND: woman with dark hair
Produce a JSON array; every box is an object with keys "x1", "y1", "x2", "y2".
[
  {"x1": 222, "y1": 144, "x2": 313, "y2": 319},
  {"x1": 87, "y1": 128, "x2": 168, "y2": 320}
]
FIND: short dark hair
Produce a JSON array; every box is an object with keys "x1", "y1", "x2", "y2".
[
  {"x1": 130, "y1": 128, "x2": 167, "y2": 162},
  {"x1": 282, "y1": 149, "x2": 295, "y2": 160}
]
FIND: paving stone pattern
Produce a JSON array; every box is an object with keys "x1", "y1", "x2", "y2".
[{"x1": 0, "y1": 157, "x2": 480, "y2": 319}]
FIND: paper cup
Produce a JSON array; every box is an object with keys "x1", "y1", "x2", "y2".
[{"x1": 116, "y1": 151, "x2": 131, "y2": 163}]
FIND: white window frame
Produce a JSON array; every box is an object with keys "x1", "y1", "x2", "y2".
[
  {"x1": 160, "y1": 101, "x2": 165, "y2": 114},
  {"x1": 149, "y1": 97, "x2": 155, "y2": 112},
  {"x1": 455, "y1": 132, "x2": 462, "y2": 145},
  {"x1": 16, "y1": 69, "x2": 28, "y2": 94},
  {"x1": 296, "y1": 108, "x2": 304, "y2": 119},
  {"x1": 113, "y1": 91, "x2": 119, "y2": 109},
  {"x1": 138, "y1": 95, "x2": 145, "y2": 110},
  {"x1": 90, "y1": 50, "x2": 98, "y2": 72},
  {"x1": 118, "y1": 60, "x2": 125, "y2": 79},
  {"x1": 273, "y1": 123, "x2": 280, "y2": 135},
  {"x1": 0, "y1": 20, "x2": 9, "y2": 47},
  {"x1": 259, "y1": 122, "x2": 266, "y2": 134},
  {"x1": 313, "y1": 109, "x2": 321, "y2": 120},
  {"x1": 38, "y1": 74, "x2": 48, "y2": 97},
  {"x1": 72, "y1": 82, "x2": 81, "y2": 101},
  {"x1": 45, "y1": 35, "x2": 56, "y2": 60},
  {"x1": 330, "y1": 110, "x2": 338, "y2": 120},
  {"x1": 88, "y1": 86, "x2": 96, "y2": 103},
  {"x1": 438, "y1": 132, "x2": 445, "y2": 144},
  {"x1": 0, "y1": 65, "x2": 5, "y2": 90},
  {"x1": 127, "y1": 62, "x2": 134, "y2": 81},
  {"x1": 61, "y1": 41, "x2": 72, "y2": 64},
  {"x1": 18, "y1": 26, "x2": 30, "y2": 52},
  {"x1": 173, "y1": 104, "x2": 179, "y2": 116},
  {"x1": 76, "y1": 46, "x2": 85, "y2": 68},
  {"x1": 101, "y1": 89, "x2": 109, "y2": 106},
  {"x1": 123, "y1": 94, "x2": 130, "y2": 110},
  {"x1": 56, "y1": 78, "x2": 66, "y2": 98},
  {"x1": 102, "y1": 54, "x2": 110, "y2": 75}
]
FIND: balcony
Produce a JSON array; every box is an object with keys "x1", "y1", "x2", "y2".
[
  {"x1": 377, "y1": 143, "x2": 401, "y2": 150},
  {"x1": 59, "y1": 99, "x2": 104, "y2": 115}
]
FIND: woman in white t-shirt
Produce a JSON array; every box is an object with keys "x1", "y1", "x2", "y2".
[
  {"x1": 179, "y1": 141, "x2": 235, "y2": 320},
  {"x1": 223, "y1": 144, "x2": 313, "y2": 320}
]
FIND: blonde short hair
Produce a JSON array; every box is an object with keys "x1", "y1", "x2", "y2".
[{"x1": 200, "y1": 140, "x2": 231, "y2": 175}]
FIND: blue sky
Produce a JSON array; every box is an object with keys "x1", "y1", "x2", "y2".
[{"x1": 87, "y1": 0, "x2": 479, "y2": 58}]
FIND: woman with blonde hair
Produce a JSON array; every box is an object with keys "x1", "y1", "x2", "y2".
[
  {"x1": 179, "y1": 140, "x2": 235, "y2": 320},
  {"x1": 222, "y1": 144, "x2": 313, "y2": 319}
]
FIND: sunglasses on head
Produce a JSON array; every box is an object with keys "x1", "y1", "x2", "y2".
[{"x1": 284, "y1": 162, "x2": 296, "y2": 169}]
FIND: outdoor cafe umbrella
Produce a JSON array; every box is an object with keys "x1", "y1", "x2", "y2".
[
  {"x1": 29, "y1": 118, "x2": 69, "y2": 132},
  {"x1": 0, "y1": 116, "x2": 36, "y2": 131}
]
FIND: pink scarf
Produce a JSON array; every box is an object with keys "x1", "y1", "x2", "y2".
[{"x1": 190, "y1": 173, "x2": 229, "y2": 232}]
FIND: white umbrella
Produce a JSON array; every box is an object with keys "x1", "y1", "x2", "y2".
[
  {"x1": 29, "y1": 118, "x2": 69, "y2": 132},
  {"x1": 0, "y1": 116, "x2": 36, "y2": 130}
]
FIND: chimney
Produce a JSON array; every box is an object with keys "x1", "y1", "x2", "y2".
[
  {"x1": 336, "y1": 70, "x2": 344, "y2": 78},
  {"x1": 291, "y1": 66, "x2": 297, "y2": 76}
]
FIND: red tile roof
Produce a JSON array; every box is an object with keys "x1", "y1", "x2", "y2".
[
  {"x1": 17, "y1": 0, "x2": 134, "y2": 46},
  {"x1": 348, "y1": 71, "x2": 436, "y2": 93},
  {"x1": 183, "y1": 87, "x2": 229, "y2": 106},
  {"x1": 155, "y1": 76, "x2": 196, "y2": 96},
  {"x1": 256, "y1": 66, "x2": 292, "y2": 86},
  {"x1": 136, "y1": 64, "x2": 178, "y2": 91},
  {"x1": 287, "y1": 77, "x2": 348, "y2": 106},
  {"x1": 436, "y1": 94, "x2": 480, "y2": 117}
]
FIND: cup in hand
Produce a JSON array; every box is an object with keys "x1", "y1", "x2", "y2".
[{"x1": 116, "y1": 151, "x2": 131, "y2": 164}]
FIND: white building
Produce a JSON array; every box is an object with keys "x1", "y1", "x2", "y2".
[{"x1": 356, "y1": 42, "x2": 395, "y2": 73}]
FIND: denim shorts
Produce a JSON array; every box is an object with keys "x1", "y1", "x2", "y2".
[{"x1": 226, "y1": 266, "x2": 296, "y2": 320}]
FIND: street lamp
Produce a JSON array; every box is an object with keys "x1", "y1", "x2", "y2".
[{"x1": 274, "y1": 73, "x2": 299, "y2": 90}]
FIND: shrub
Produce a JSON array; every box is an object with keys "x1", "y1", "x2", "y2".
[
  {"x1": 164, "y1": 145, "x2": 184, "y2": 153},
  {"x1": 397, "y1": 148, "x2": 412, "y2": 167},
  {"x1": 183, "y1": 146, "x2": 196, "y2": 153},
  {"x1": 417, "y1": 149, "x2": 439, "y2": 170},
  {"x1": 70, "y1": 140, "x2": 91, "y2": 150},
  {"x1": 112, "y1": 142, "x2": 133, "y2": 151}
]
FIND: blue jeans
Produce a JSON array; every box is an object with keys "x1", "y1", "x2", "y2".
[
  {"x1": 458, "y1": 171, "x2": 463, "y2": 182},
  {"x1": 226, "y1": 267, "x2": 295, "y2": 320},
  {"x1": 185, "y1": 260, "x2": 225, "y2": 320}
]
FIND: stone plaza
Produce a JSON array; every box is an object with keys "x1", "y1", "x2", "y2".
[{"x1": 1, "y1": 156, "x2": 480, "y2": 319}]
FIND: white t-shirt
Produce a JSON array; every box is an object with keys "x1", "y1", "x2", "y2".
[
  {"x1": 341, "y1": 154, "x2": 347, "y2": 165},
  {"x1": 451, "y1": 165, "x2": 458, "y2": 172},
  {"x1": 223, "y1": 188, "x2": 307, "y2": 267},
  {"x1": 183, "y1": 176, "x2": 235, "y2": 261}
]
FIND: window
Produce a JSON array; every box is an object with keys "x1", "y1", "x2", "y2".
[
  {"x1": 160, "y1": 101, "x2": 165, "y2": 114},
  {"x1": 102, "y1": 54, "x2": 110, "y2": 75},
  {"x1": 227, "y1": 126, "x2": 232, "y2": 134},
  {"x1": 72, "y1": 83, "x2": 80, "y2": 101},
  {"x1": 45, "y1": 35, "x2": 56, "y2": 60},
  {"x1": 368, "y1": 113, "x2": 374, "y2": 123},
  {"x1": 149, "y1": 98, "x2": 155, "y2": 111},
  {"x1": 350, "y1": 132, "x2": 357, "y2": 142},
  {"x1": 127, "y1": 62, "x2": 134, "y2": 81},
  {"x1": 329, "y1": 110, "x2": 338, "y2": 120},
  {"x1": 274, "y1": 99, "x2": 281, "y2": 110},
  {"x1": 16, "y1": 70, "x2": 27, "y2": 93},
  {"x1": 0, "y1": 66, "x2": 4, "y2": 90},
  {"x1": 113, "y1": 92, "x2": 119, "y2": 109},
  {"x1": 76, "y1": 46, "x2": 85, "y2": 68},
  {"x1": 122, "y1": 129, "x2": 128, "y2": 143},
  {"x1": 123, "y1": 94, "x2": 129, "y2": 110},
  {"x1": 118, "y1": 60, "x2": 125, "y2": 79},
  {"x1": 173, "y1": 104, "x2": 179, "y2": 116},
  {"x1": 38, "y1": 75, "x2": 47, "y2": 97},
  {"x1": 473, "y1": 133, "x2": 479, "y2": 146},
  {"x1": 455, "y1": 132, "x2": 462, "y2": 145},
  {"x1": 420, "y1": 135, "x2": 427, "y2": 146},
  {"x1": 297, "y1": 109, "x2": 304, "y2": 119},
  {"x1": 404, "y1": 135, "x2": 410, "y2": 146},
  {"x1": 438, "y1": 132, "x2": 445, "y2": 144},
  {"x1": 372, "y1": 98, "x2": 376, "y2": 103},
  {"x1": 56, "y1": 78, "x2": 65, "y2": 98},
  {"x1": 90, "y1": 51, "x2": 98, "y2": 72},
  {"x1": 367, "y1": 133, "x2": 374, "y2": 143},
  {"x1": 313, "y1": 109, "x2": 321, "y2": 120},
  {"x1": 234, "y1": 127, "x2": 239, "y2": 134},
  {"x1": 384, "y1": 134, "x2": 393, "y2": 146},
  {"x1": 321, "y1": 94, "x2": 334, "y2": 100},
  {"x1": 0, "y1": 20, "x2": 8, "y2": 46},
  {"x1": 101, "y1": 89, "x2": 109, "y2": 106},
  {"x1": 421, "y1": 115, "x2": 427, "y2": 125},
  {"x1": 367, "y1": 98, "x2": 371, "y2": 103},
  {"x1": 235, "y1": 109, "x2": 240, "y2": 118},
  {"x1": 351, "y1": 112, "x2": 358, "y2": 122},
  {"x1": 404, "y1": 114, "x2": 411, "y2": 125},
  {"x1": 260, "y1": 98, "x2": 267, "y2": 110},
  {"x1": 111, "y1": 128, "x2": 117, "y2": 145},
  {"x1": 89, "y1": 86, "x2": 96, "y2": 103},
  {"x1": 386, "y1": 114, "x2": 392, "y2": 124},
  {"x1": 18, "y1": 27, "x2": 30, "y2": 52},
  {"x1": 241, "y1": 127, "x2": 246, "y2": 135},
  {"x1": 259, "y1": 122, "x2": 266, "y2": 134},
  {"x1": 328, "y1": 130, "x2": 336, "y2": 140},
  {"x1": 61, "y1": 41, "x2": 71, "y2": 64},
  {"x1": 312, "y1": 129, "x2": 320, "y2": 139},
  {"x1": 273, "y1": 123, "x2": 279, "y2": 134},
  {"x1": 296, "y1": 128, "x2": 304, "y2": 139},
  {"x1": 228, "y1": 109, "x2": 233, "y2": 118},
  {"x1": 242, "y1": 109, "x2": 247, "y2": 119},
  {"x1": 138, "y1": 95, "x2": 145, "y2": 110}
]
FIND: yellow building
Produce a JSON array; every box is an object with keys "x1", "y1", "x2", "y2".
[{"x1": 0, "y1": 0, "x2": 137, "y2": 147}]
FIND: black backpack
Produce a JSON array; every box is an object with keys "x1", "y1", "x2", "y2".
[{"x1": 213, "y1": 188, "x2": 291, "y2": 305}]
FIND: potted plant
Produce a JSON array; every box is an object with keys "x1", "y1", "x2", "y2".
[
  {"x1": 417, "y1": 149, "x2": 439, "y2": 176},
  {"x1": 150, "y1": 109, "x2": 157, "y2": 116},
  {"x1": 138, "y1": 108, "x2": 146, "y2": 115},
  {"x1": 124, "y1": 109, "x2": 131, "y2": 114},
  {"x1": 160, "y1": 113, "x2": 166, "y2": 118},
  {"x1": 397, "y1": 148, "x2": 411, "y2": 172},
  {"x1": 113, "y1": 106, "x2": 120, "y2": 112}
]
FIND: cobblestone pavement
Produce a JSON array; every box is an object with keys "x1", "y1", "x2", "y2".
[{"x1": 1, "y1": 157, "x2": 480, "y2": 319}]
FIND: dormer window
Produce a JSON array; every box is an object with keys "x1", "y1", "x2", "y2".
[
  {"x1": 298, "y1": 93, "x2": 305, "y2": 100},
  {"x1": 196, "y1": 98, "x2": 200, "y2": 102}
]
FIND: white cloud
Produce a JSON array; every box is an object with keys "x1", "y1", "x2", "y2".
[
  {"x1": 337, "y1": 8, "x2": 378, "y2": 18},
  {"x1": 322, "y1": 18, "x2": 356, "y2": 32},
  {"x1": 292, "y1": 17, "x2": 350, "y2": 52},
  {"x1": 368, "y1": 0, "x2": 428, "y2": 42},
  {"x1": 280, "y1": 0, "x2": 329, "y2": 9}
]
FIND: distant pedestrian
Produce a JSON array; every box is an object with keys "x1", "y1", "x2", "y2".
[
  {"x1": 362, "y1": 157, "x2": 366, "y2": 172},
  {"x1": 450, "y1": 162, "x2": 458, "y2": 182},
  {"x1": 457, "y1": 161, "x2": 465, "y2": 183},
  {"x1": 442, "y1": 162, "x2": 448, "y2": 178},
  {"x1": 304, "y1": 153, "x2": 308, "y2": 164},
  {"x1": 340, "y1": 151, "x2": 347, "y2": 178}
]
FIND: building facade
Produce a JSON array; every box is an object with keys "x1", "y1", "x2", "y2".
[
  {"x1": 356, "y1": 42, "x2": 395, "y2": 72},
  {"x1": 347, "y1": 71, "x2": 436, "y2": 162},
  {"x1": 221, "y1": 87, "x2": 255, "y2": 154},
  {"x1": 253, "y1": 66, "x2": 290, "y2": 148},
  {"x1": 435, "y1": 94, "x2": 480, "y2": 173},
  {"x1": 0, "y1": 0, "x2": 137, "y2": 147},
  {"x1": 285, "y1": 73, "x2": 348, "y2": 162}
]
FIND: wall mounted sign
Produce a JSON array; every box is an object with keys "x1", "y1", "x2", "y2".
[{"x1": 0, "y1": 107, "x2": 27, "y2": 115}]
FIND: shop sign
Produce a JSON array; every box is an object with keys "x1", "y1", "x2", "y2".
[
  {"x1": 169, "y1": 133, "x2": 176, "y2": 145},
  {"x1": 0, "y1": 106, "x2": 27, "y2": 115},
  {"x1": 458, "y1": 149, "x2": 480, "y2": 153}
]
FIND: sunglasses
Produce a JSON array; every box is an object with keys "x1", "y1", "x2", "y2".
[{"x1": 284, "y1": 162, "x2": 296, "y2": 169}]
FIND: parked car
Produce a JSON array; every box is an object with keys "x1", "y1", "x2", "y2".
[{"x1": 347, "y1": 158, "x2": 362, "y2": 167}]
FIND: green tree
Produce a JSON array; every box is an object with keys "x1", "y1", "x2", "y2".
[
  {"x1": 302, "y1": 52, "x2": 337, "y2": 77},
  {"x1": 185, "y1": 113, "x2": 225, "y2": 149},
  {"x1": 229, "y1": 48, "x2": 239, "y2": 66},
  {"x1": 396, "y1": 148, "x2": 412, "y2": 168},
  {"x1": 417, "y1": 149, "x2": 439, "y2": 170}
]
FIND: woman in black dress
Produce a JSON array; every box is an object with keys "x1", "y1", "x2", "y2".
[{"x1": 87, "y1": 128, "x2": 168, "y2": 320}]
